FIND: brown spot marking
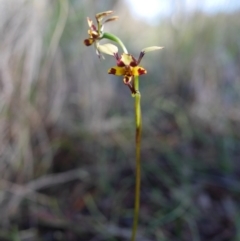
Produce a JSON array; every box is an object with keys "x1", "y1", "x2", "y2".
[
  {"x1": 125, "y1": 66, "x2": 132, "y2": 76},
  {"x1": 92, "y1": 24, "x2": 97, "y2": 31},
  {"x1": 128, "y1": 84, "x2": 136, "y2": 94},
  {"x1": 108, "y1": 68, "x2": 116, "y2": 74},
  {"x1": 130, "y1": 56, "x2": 138, "y2": 67},
  {"x1": 84, "y1": 39, "x2": 93, "y2": 46},
  {"x1": 91, "y1": 31, "x2": 99, "y2": 38},
  {"x1": 123, "y1": 76, "x2": 131, "y2": 84},
  {"x1": 117, "y1": 60, "x2": 125, "y2": 67},
  {"x1": 138, "y1": 68, "x2": 147, "y2": 75}
]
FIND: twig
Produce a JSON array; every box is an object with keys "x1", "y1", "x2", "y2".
[{"x1": 0, "y1": 168, "x2": 89, "y2": 217}]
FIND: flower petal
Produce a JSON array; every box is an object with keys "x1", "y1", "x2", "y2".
[
  {"x1": 123, "y1": 76, "x2": 132, "y2": 84},
  {"x1": 96, "y1": 10, "x2": 113, "y2": 22},
  {"x1": 132, "y1": 66, "x2": 147, "y2": 76},
  {"x1": 88, "y1": 29, "x2": 98, "y2": 38},
  {"x1": 120, "y1": 53, "x2": 135, "y2": 66},
  {"x1": 108, "y1": 66, "x2": 126, "y2": 76},
  {"x1": 87, "y1": 18, "x2": 97, "y2": 31},
  {"x1": 97, "y1": 43, "x2": 118, "y2": 56},
  {"x1": 84, "y1": 38, "x2": 94, "y2": 46},
  {"x1": 142, "y1": 46, "x2": 164, "y2": 53},
  {"x1": 104, "y1": 16, "x2": 119, "y2": 24}
]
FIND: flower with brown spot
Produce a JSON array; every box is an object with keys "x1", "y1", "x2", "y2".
[
  {"x1": 83, "y1": 10, "x2": 118, "y2": 51},
  {"x1": 108, "y1": 46, "x2": 164, "y2": 94}
]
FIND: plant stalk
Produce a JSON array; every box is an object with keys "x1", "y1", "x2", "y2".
[
  {"x1": 131, "y1": 76, "x2": 142, "y2": 241},
  {"x1": 102, "y1": 32, "x2": 128, "y2": 53},
  {"x1": 101, "y1": 33, "x2": 141, "y2": 241}
]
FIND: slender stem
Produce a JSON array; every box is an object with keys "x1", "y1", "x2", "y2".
[
  {"x1": 131, "y1": 76, "x2": 142, "y2": 241},
  {"x1": 102, "y1": 32, "x2": 142, "y2": 240},
  {"x1": 102, "y1": 32, "x2": 128, "y2": 53}
]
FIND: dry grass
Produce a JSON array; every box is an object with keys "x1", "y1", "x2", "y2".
[{"x1": 0, "y1": 1, "x2": 240, "y2": 240}]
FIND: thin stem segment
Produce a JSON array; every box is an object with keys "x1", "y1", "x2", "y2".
[
  {"x1": 102, "y1": 32, "x2": 141, "y2": 241},
  {"x1": 131, "y1": 76, "x2": 142, "y2": 241},
  {"x1": 102, "y1": 32, "x2": 128, "y2": 53}
]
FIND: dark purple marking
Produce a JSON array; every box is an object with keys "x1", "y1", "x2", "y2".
[{"x1": 137, "y1": 52, "x2": 145, "y2": 65}]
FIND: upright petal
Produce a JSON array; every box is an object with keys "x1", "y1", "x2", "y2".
[
  {"x1": 104, "y1": 16, "x2": 119, "y2": 24},
  {"x1": 120, "y1": 53, "x2": 135, "y2": 66},
  {"x1": 96, "y1": 10, "x2": 113, "y2": 22},
  {"x1": 142, "y1": 46, "x2": 164, "y2": 53},
  {"x1": 87, "y1": 18, "x2": 94, "y2": 28}
]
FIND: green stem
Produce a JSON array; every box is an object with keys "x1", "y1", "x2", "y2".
[
  {"x1": 102, "y1": 32, "x2": 141, "y2": 241},
  {"x1": 131, "y1": 76, "x2": 142, "y2": 241},
  {"x1": 102, "y1": 32, "x2": 128, "y2": 53}
]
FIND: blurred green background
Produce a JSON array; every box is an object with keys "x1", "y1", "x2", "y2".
[{"x1": 1, "y1": 0, "x2": 240, "y2": 240}]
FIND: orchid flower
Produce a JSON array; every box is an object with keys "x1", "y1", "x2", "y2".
[
  {"x1": 83, "y1": 10, "x2": 118, "y2": 57},
  {"x1": 83, "y1": 10, "x2": 164, "y2": 241},
  {"x1": 107, "y1": 46, "x2": 164, "y2": 94}
]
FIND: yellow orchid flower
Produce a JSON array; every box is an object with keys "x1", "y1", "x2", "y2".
[
  {"x1": 108, "y1": 46, "x2": 163, "y2": 94},
  {"x1": 83, "y1": 10, "x2": 118, "y2": 47}
]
